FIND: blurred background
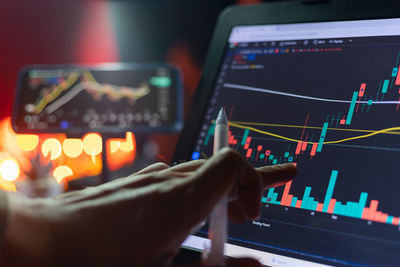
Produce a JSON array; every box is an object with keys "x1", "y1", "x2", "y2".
[{"x1": 0, "y1": 0, "x2": 273, "y2": 192}]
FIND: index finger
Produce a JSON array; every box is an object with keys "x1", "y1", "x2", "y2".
[
  {"x1": 235, "y1": 162, "x2": 297, "y2": 219},
  {"x1": 257, "y1": 163, "x2": 297, "y2": 188},
  {"x1": 171, "y1": 148, "x2": 296, "y2": 225}
]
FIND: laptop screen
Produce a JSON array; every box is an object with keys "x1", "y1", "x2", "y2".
[{"x1": 183, "y1": 18, "x2": 400, "y2": 266}]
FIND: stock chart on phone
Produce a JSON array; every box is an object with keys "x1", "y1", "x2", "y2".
[
  {"x1": 191, "y1": 35, "x2": 400, "y2": 264},
  {"x1": 15, "y1": 67, "x2": 179, "y2": 132}
]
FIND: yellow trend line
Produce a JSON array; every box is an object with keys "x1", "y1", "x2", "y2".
[
  {"x1": 228, "y1": 122, "x2": 400, "y2": 145},
  {"x1": 229, "y1": 122, "x2": 304, "y2": 143},
  {"x1": 324, "y1": 126, "x2": 400, "y2": 144},
  {"x1": 34, "y1": 70, "x2": 103, "y2": 114},
  {"x1": 82, "y1": 71, "x2": 150, "y2": 101},
  {"x1": 83, "y1": 70, "x2": 97, "y2": 83},
  {"x1": 34, "y1": 73, "x2": 79, "y2": 114},
  {"x1": 230, "y1": 121, "x2": 400, "y2": 136}
]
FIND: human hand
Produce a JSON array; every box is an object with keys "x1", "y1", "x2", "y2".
[{"x1": 2, "y1": 148, "x2": 297, "y2": 267}]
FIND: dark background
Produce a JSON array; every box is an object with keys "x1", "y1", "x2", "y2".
[{"x1": 0, "y1": 0, "x2": 285, "y2": 162}]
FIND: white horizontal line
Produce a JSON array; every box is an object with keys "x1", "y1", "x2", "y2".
[{"x1": 223, "y1": 83, "x2": 400, "y2": 105}]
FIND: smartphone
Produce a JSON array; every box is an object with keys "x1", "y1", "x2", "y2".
[{"x1": 12, "y1": 63, "x2": 183, "y2": 134}]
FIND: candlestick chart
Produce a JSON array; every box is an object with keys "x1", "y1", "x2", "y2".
[
  {"x1": 200, "y1": 50, "x2": 400, "y2": 226},
  {"x1": 191, "y1": 36, "x2": 400, "y2": 264}
]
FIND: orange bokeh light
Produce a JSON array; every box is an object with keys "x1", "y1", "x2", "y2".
[
  {"x1": 0, "y1": 117, "x2": 137, "y2": 190},
  {"x1": 83, "y1": 133, "x2": 102, "y2": 156},
  {"x1": 109, "y1": 132, "x2": 135, "y2": 153},
  {"x1": 110, "y1": 140, "x2": 121, "y2": 154},
  {"x1": 62, "y1": 139, "x2": 83, "y2": 158},
  {"x1": 16, "y1": 134, "x2": 39, "y2": 151},
  {"x1": 107, "y1": 132, "x2": 136, "y2": 171},
  {"x1": 53, "y1": 165, "x2": 74, "y2": 183},
  {"x1": 41, "y1": 138, "x2": 62, "y2": 160},
  {"x1": 120, "y1": 132, "x2": 135, "y2": 152}
]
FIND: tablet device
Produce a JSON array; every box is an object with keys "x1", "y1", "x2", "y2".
[
  {"x1": 174, "y1": 1, "x2": 400, "y2": 266},
  {"x1": 13, "y1": 64, "x2": 183, "y2": 134}
]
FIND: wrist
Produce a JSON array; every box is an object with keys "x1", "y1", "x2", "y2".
[{"x1": 2, "y1": 193, "x2": 53, "y2": 265}]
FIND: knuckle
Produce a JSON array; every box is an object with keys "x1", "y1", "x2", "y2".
[
  {"x1": 153, "y1": 162, "x2": 170, "y2": 169},
  {"x1": 193, "y1": 159, "x2": 206, "y2": 164},
  {"x1": 214, "y1": 148, "x2": 249, "y2": 175},
  {"x1": 219, "y1": 147, "x2": 241, "y2": 162}
]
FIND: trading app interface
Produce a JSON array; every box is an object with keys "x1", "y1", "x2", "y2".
[
  {"x1": 14, "y1": 67, "x2": 180, "y2": 133},
  {"x1": 185, "y1": 19, "x2": 400, "y2": 266}
]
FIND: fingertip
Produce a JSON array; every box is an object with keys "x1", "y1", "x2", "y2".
[
  {"x1": 257, "y1": 163, "x2": 298, "y2": 188},
  {"x1": 280, "y1": 163, "x2": 298, "y2": 176}
]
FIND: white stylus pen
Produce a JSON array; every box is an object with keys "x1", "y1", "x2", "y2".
[{"x1": 207, "y1": 108, "x2": 229, "y2": 266}]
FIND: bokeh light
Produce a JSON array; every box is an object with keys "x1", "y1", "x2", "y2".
[
  {"x1": 110, "y1": 140, "x2": 121, "y2": 154},
  {"x1": 83, "y1": 133, "x2": 102, "y2": 156},
  {"x1": 16, "y1": 134, "x2": 39, "y2": 151},
  {"x1": 42, "y1": 138, "x2": 62, "y2": 160},
  {"x1": 53, "y1": 165, "x2": 74, "y2": 183},
  {"x1": 0, "y1": 159, "x2": 20, "y2": 182},
  {"x1": 110, "y1": 132, "x2": 135, "y2": 154},
  {"x1": 62, "y1": 138, "x2": 83, "y2": 158},
  {"x1": 120, "y1": 132, "x2": 134, "y2": 152}
]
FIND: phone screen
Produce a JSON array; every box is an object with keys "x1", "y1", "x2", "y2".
[{"x1": 13, "y1": 64, "x2": 182, "y2": 134}]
